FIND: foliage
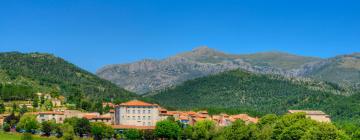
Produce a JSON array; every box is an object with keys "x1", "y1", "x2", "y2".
[
  {"x1": 62, "y1": 123, "x2": 75, "y2": 140},
  {"x1": 90, "y1": 122, "x2": 114, "y2": 140},
  {"x1": 0, "y1": 100, "x2": 5, "y2": 114},
  {"x1": 41, "y1": 121, "x2": 55, "y2": 137},
  {"x1": 151, "y1": 70, "x2": 360, "y2": 124},
  {"x1": 3, "y1": 123, "x2": 11, "y2": 132},
  {"x1": 19, "y1": 104, "x2": 28, "y2": 115},
  {"x1": 0, "y1": 52, "x2": 137, "y2": 105},
  {"x1": 154, "y1": 120, "x2": 181, "y2": 139},
  {"x1": 17, "y1": 114, "x2": 39, "y2": 133},
  {"x1": 74, "y1": 118, "x2": 91, "y2": 137},
  {"x1": 4, "y1": 113, "x2": 20, "y2": 128},
  {"x1": 192, "y1": 120, "x2": 217, "y2": 140},
  {"x1": 32, "y1": 97, "x2": 39, "y2": 108},
  {"x1": 124, "y1": 129, "x2": 142, "y2": 140}
]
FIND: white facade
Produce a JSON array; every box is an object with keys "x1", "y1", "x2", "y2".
[{"x1": 115, "y1": 100, "x2": 160, "y2": 126}]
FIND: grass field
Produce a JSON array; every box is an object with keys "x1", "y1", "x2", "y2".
[{"x1": 0, "y1": 132, "x2": 59, "y2": 140}]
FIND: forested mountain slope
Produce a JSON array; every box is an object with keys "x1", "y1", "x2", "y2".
[
  {"x1": 149, "y1": 70, "x2": 360, "y2": 122},
  {"x1": 0, "y1": 52, "x2": 137, "y2": 101}
]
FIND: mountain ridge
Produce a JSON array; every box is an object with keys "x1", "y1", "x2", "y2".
[{"x1": 96, "y1": 47, "x2": 359, "y2": 94}]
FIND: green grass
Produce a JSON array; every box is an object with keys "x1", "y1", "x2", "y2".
[{"x1": 0, "y1": 132, "x2": 59, "y2": 140}]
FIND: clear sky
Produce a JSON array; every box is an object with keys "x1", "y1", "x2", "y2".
[{"x1": 1, "y1": 0, "x2": 359, "y2": 72}]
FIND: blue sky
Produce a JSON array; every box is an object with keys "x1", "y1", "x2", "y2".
[{"x1": 1, "y1": 0, "x2": 359, "y2": 72}]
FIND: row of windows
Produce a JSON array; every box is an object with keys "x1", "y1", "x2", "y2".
[
  {"x1": 126, "y1": 109, "x2": 152, "y2": 114},
  {"x1": 122, "y1": 115, "x2": 152, "y2": 120},
  {"x1": 143, "y1": 122, "x2": 152, "y2": 126}
]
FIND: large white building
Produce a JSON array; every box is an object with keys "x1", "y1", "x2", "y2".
[{"x1": 114, "y1": 100, "x2": 160, "y2": 127}]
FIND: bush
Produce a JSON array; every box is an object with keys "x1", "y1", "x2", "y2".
[{"x1": 3, "y1": 123, "x2": 11, "y2": 132}]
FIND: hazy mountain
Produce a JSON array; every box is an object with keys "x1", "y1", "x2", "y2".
[
  {"x1": 300, "y1": 53, "x2": 360, "y2": 89},
  {"x1": 96, "y1": 46, "x2": 359, "y2": 94},
  {"x1": 0, "y1": 52, "x2": 137, "y2": 100}
]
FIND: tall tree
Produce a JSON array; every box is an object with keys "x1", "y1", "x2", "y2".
[
  {"x1": 154, "y1": 120, "x2": 181, "y2": 139},
  {"x1": 74, "y1": 118, "x2": 91, "y2": 137}
]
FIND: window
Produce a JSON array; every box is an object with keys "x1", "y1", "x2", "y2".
[
  {"x1": 127, "y1": 110, "x2": 130, "y2": 113},
  {"x1": 143, "y1": 116, "x2": 145, "y2": 120},
  {"x1": 132, "y1": 110, "x2": 135, "y2": 114},
  {"x1": 143, "y1": 110, "x2": 146, "y2": 114},
  {"x1": 132, "y1": 116, "x2": 135, "y2": 120},
  {"x1": 148, "y1": 116, "x2": 151, "y2": 120},
  {"x1": 148, "y1": 110, "x2": 151, "y2": 114},
  {"x1": 138, "y1": 110, "x2": 140, "y2": 114},
  {"x1": 127, "y1": 116, "x2": 130, "y2": 120},
  {"x1": 138, "y1": 116, "x2": 140, "y2": 120},
  {"x1": 143, "y1": 122, "x2": 146, "y2": 126},
  {"x1": 148, "y1": 122, "x2": 151, "y2": 126}
]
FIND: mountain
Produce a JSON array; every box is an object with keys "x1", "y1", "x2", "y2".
[
  {"x1": 96, "y1": 46, "x2": 328, "y2": 94},
  {"x1": 299, "y1": 53, "x2": 360, "y2": 89},
  {"x1": 0, "y1": 52, "x2": 137, "y2": 101},
  {"x1": 149, "y1": 70, "x2": 359, "y2": 121}
]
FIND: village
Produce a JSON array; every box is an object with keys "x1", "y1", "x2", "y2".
[{"x1": 0, "y1": 92, "x2": 331, "y2": 133}]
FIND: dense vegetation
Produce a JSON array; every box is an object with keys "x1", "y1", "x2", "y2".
[
  {"x1": 3, "y1": 112, "x2": 355, "y2": 140},
  {"x1": 0, "y1": 52, "x2": 137, "y2": 103},
  {"x1": 152, "y1": 113, "x2": 353, "y2": 140},
  {"x1": 150, "y1": 70, "x2": 360, "y2": 123}
]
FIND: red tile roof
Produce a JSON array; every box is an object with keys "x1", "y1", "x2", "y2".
[
  {"x1": 119, "y1": 100, "x2": 157, "y2": 107},
  {"x1": 34, "y1": 111, "x2": 64, "y2": 115}
]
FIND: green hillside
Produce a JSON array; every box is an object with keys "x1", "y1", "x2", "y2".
[
  {"x1": 0, "y1": 52, "x2": 137, "y2": 101},
  {"x1": 150, "y1": 69, "x2": 360, "y2": 122}
]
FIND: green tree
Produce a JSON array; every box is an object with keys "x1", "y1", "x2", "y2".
[
  {"x1": 44, "y1": 100, "x2": 53, "y2": 111},
  {"x1": 12, "y1": 103, "x2": 17, "y2": 113},
  {"x1": 54, "y1": 123, "x2": 63, "y2": 138},
  {"x1": 3, "y1": 123, "x2": 11, "y2": 132},
  {"x1": 222, "y1": 120, "x2": 253, "y2": 140},
  {"x1": 124, "y1": 129, "x2": 142, "y2": 140},
  {"x1": 19, "y1": 104, "x2": 28, "y2": 115},
  {"x1": 93, "y1": 101, "x2": 103, "y2": 114},
  {"x1": 41, "y1": 121, "x2": 55, "y2": 137},
  {"x1": 0, "y1": 100, "x2": 5, "y2": 114},
  {"x1": 32, "y1": 97, "x2": 39, "y2": 108},
  {"x1": 192, "y1": 120, "x2": 217, "y2": 140},
  {"x1": 62, "y1": 123, "x2": 75, "y2": 140},
  {"x1": 104, "y1": 104, "x2": 111, "y2": 113},
  {"x1": 40, "y1": 94, "x2": 45, "y2": 105},
  {"x1": 91, "y1": 122, "x2": 114, "y2": 140},
  {"x1": 74, "y1": 118, "x2": 91, "y2": 137},
  {"x1": 301, "y1": 123, "x2": 350, "y2": 140},
  {"x1": 155, "y1": 120, "x2": 181, "y2": 139},
  {"x1": 4, "y1": 113, "x2": 19, "y2": 128},
  {"x1": 17, "y1": 114, "x2": 39, "y2": 133}
]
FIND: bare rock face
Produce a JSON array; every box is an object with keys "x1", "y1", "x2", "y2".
[
  {"x1": 96, "y1": 47, "x2": 318, "y2": 94},
  {"x1": 96, "y1": 46, "x2": 359, "y2": 94}
]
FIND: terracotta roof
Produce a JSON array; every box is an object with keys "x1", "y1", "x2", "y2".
[
  {"x1": 119, "y1": 100, "x2": 156, "y2": 107},
  {"x1": 83, "y1": 114, "x2": 97, "y2": 119},
  {"x1": 179, "y1": 115, "x2": 189, "y2": 121},
  {"x1": 186, "y1": 111, "x2": 197, "y2": 115},
  {"x1": 288, "y1": 110, "x2": 327, "y2": 115},
  {"x1": 112, "y1": 125, "x2": 155, "y2": 130},
  {"x1": 35, "y1": 111, "x2": 64, "y2": 115},
  {"x1": 230, "y1": 114, "x2": 258, "y2": 123}
]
